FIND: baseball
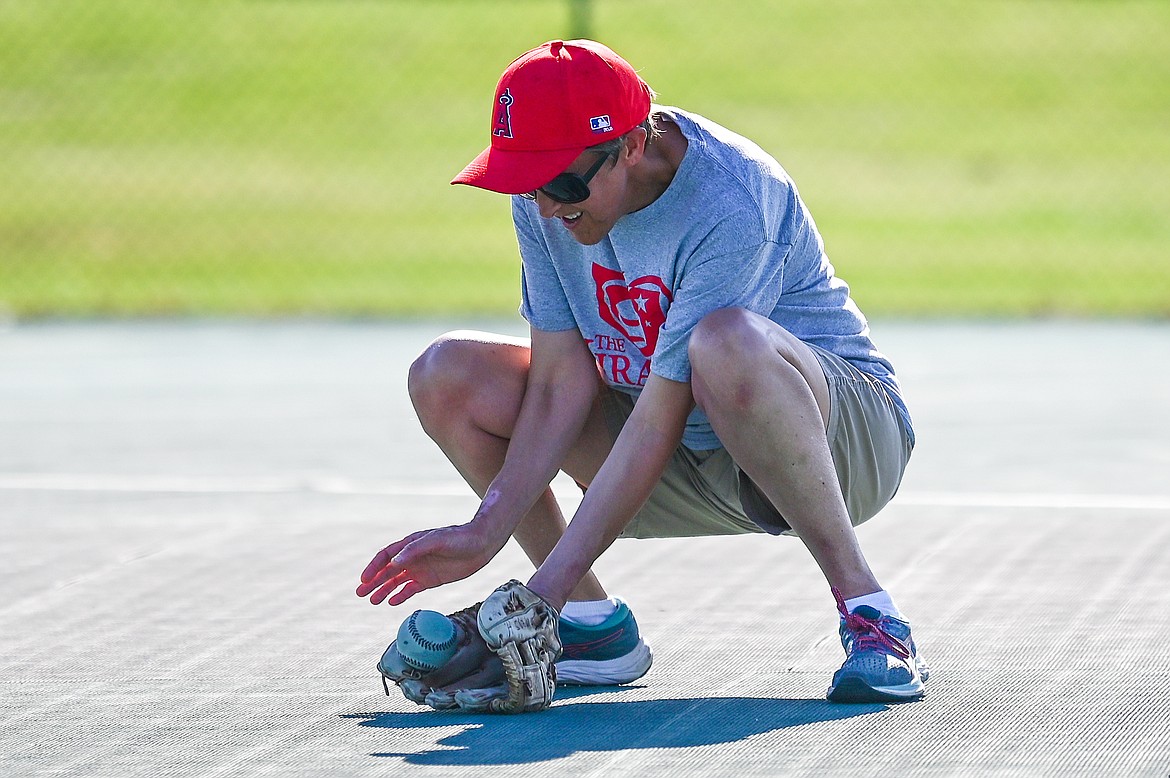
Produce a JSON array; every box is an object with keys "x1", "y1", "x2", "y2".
[{"x1": 395, "y1": 609, "x2": 459, "y2": 672}]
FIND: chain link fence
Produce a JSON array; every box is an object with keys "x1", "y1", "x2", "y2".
[{"x1": 2, "y1": 1, "x2": 1167, "y2": 318}]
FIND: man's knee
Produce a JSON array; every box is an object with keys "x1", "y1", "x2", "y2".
[
  {"x1": 689, "y1": 307, "x2": 755, "y2": 360},
  {"x1": 688, "y1": 308, "x2": 809, "y2": 412},
  {"x1": 407, "y1": 331, "x2": 507, "y2": 420}
]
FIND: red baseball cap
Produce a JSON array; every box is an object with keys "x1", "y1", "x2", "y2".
[{"x1": 452, "y1": 39, "x2": 653, "y2": 195}]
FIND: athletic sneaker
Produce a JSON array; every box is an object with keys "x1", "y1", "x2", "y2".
[
  {"x1": 555, "y1": 599, "x2": 653, "y2": 686},
  {"x1": 826, "y1": 590, "x2": 930, "y2": 704}
]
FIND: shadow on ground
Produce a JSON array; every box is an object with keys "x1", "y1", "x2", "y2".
[{"x1": 347, "y1": 692, "x2": 888, "y2": 765}]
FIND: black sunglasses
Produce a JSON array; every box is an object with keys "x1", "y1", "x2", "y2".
[{"x1": 519, "y1": 152, "x2": 611, "y2": 205}]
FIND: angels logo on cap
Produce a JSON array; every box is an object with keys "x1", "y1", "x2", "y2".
[{"x1": 493, "y1": 89, "x2": 515, "y2": 139}]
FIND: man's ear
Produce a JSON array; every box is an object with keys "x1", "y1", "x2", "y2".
[{"x1": 621, "y1": 126, "x2": 649, "y2": 166}]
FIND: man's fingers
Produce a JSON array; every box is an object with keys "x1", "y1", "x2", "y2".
[
  {"x1": 387, "y1": 580, "x2": 427, "y2": 606},
  {"x1": 357, "y1": 552, "x2": 411, "y2": 598},
  {"x1": 359, "y1": 549, "x2": 394, "y2": 585},
  {"x1": 356, "y1": 560, "x2": 406, "y2": 597},
  {"x1": 358, "y1": 530, "x2": 439, "y2": 599},
  {"x1": 360, "y1": 531, "x2": 428, "y2": 584},
  {"x1": 368, "y1": 573, "x2": 411, "y2": 605},
  {"x1": 353, "y1": 573, "x2": 400, "y2": 596}
]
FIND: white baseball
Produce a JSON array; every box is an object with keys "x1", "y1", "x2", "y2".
[{"x1": 396, "y1": 609, "x2": 459, "y2": 672}]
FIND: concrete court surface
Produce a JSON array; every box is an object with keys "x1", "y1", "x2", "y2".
[{"x1": 0, "y1": 319, "x2": 1168, "y2": 777}]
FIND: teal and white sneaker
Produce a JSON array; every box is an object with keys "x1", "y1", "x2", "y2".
[
  {"x1": 826, "y1": 589, "x2": 930, "y2": 704},
  {"x1": 556, "y1": 599, "x2": 652, "y2": 685}
]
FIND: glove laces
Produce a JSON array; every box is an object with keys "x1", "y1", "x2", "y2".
[{"x1": 831, "y1": 587, "x2": 912, "y2": 660}]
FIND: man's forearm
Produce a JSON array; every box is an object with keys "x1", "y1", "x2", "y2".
[
  {"x1": 468, "y1": 370, "x2": 595, "y2": 545},
  {"x1": 528, "y1": 376, "x2": 693, "y2": 609}
]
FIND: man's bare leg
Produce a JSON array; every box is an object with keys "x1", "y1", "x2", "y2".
[
  {"x1": 688, "y1": 308, "x2": 881, "y2": 600},
  {"x1": 407, "y1": 330, "x2": 614, "y2": 602}
]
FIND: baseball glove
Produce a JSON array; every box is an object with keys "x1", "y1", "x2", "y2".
[{"x1": 377, "y1": 580, "x2": 562, "y2": 713}]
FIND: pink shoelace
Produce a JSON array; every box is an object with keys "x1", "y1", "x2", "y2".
[{"x1": 831, "y1": 587, "x2": 913, "y2": 660}]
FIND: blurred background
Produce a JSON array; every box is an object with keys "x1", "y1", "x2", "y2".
[{"x1": 1, "y1": 0, "x2": 1167, "y2": 320}]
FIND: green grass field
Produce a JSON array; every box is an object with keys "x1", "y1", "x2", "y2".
[{"x1": 1, "y1": 0, "x2": 1167, "y2": 317}]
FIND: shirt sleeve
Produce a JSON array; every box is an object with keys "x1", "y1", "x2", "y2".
[{"x1": 513, "y1": 198, "x2": 578, "y2": 332}]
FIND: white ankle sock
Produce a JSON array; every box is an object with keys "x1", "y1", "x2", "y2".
[
  {"x1": 560, "y1": 597, "x2": 619, "y2": 626},
  {"x1": 844, "y1": 590, "x2": 904, "y2": 620}
]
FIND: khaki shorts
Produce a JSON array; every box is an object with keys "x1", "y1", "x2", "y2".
[{"x1": 600, "y1": 344, "x2": 913, "y2": 539}]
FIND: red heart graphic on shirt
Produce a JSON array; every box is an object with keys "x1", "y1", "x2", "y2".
[{"x1": 592, "y1": 263, "x2": 673, "y2": 358}]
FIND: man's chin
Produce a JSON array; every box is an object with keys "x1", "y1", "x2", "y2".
[{"x1": 567, "y1": 228, "x2": 608, "y2": 246}]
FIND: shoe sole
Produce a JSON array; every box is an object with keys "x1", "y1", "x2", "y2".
[
  {"x1": 827, "y1": 674, "x2": 926, "y2": 704},
  {"x1": 556, "y1": 640, "x2": 652, "y2": 686}
]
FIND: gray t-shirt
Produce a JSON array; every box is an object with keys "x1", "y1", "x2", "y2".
[{"x1": 516, "y1": 107, "x2": 911, "y2": 450}]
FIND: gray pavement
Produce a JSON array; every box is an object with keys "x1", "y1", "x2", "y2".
[{"x1": 1, "y1": 319, "x2": 1168, "y2": 777}]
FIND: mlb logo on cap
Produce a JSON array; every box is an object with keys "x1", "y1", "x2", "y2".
[{"x1": 590, "y1": 115, "x2": 613, "y2": 134}]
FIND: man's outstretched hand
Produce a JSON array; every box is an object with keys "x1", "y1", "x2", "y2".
[{"x1": 356, "y1": 523, "x2": 503, "y2": 606}]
